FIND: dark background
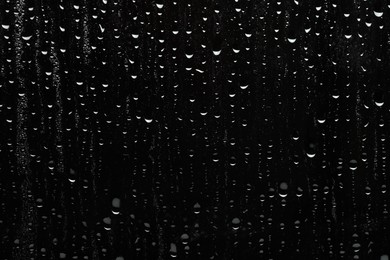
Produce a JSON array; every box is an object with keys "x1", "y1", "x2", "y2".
[{"x1": 1, "y1": 0, "x2": 390, "y2": 259}]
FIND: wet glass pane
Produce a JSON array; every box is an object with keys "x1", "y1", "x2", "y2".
[{"x1": 0, "y1": 0, "x2": 390, "y2": 259}]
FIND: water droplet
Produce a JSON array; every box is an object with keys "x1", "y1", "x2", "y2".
[
  {"x1": 352, "y1": 243, "x2": 361, "y2": 252},
  {"x1": 287, "y1": 38, "x2": 297, "y2": 43},
  {"x1": 349, "y1": 159, "x2": 358, "y2": 171},
  {"x1": 103, "y1": 217, "x2": 111, "y2": 230},
  {"x1": 169, "y1": 243, "x2": 177, "y2": 258},
  {"x1": 112, "y1": 198, "x2": 121, "y2": 214},
  {"x1": 279, "y1": 182, "x2": 288, "y2": 197},
  {"x1": 193, "y1": 203, "x2": 201, "y2": 214},
  {"x1": 181, "y1": 233, "x2": 189, "y2": 244},
  {"x1": 145, "y1": 118, "x2": 153, "y2": 123},
  {"x1": 232, "y1": 217, "x2": 240, "y2": 230}
]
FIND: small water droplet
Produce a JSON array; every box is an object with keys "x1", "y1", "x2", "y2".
[
  {"x1": 193, "y1": 203, "x2": 201, "y2": 214},
  {"x1": 112, "y1": 198, "x2": 121, "y2": 214},
  {"x1": 349, "y1": 159, "x2": 358, "y2": 171},
  {"x1": 169, "y1": 243, "x2": 177, "y2": 258},
  {"x1": 232, "y1": 217, "x2": 240, "y2": 230},
  {"x1": 374, "y1": 11, "x2": 383, "y2": 17}
]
